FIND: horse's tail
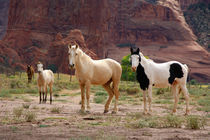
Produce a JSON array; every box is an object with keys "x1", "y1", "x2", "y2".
[
  {"x1": 49, "y1": 70, "x2": 54, "y2": 83},
  {"x1": 183, "y1": 64, "x2": 191, "y2": 82},
  {"x1": 183, "y1": 64, "x2": 189, "y2": 73}
]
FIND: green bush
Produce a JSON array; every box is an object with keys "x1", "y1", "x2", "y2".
[
  {"x1": 121, "y1": 55, "x2": 136, "y2": 81},
  {"x1": 190, "y1": 79, "x2": 198, "y2": 85}
]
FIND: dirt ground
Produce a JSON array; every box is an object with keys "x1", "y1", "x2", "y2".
[{"x1": 0, "y1": 89, "x2": 209, "y2": 140}]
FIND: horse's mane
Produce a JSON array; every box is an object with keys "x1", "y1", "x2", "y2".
[
  {"x1": 77, "y1": 48, "x2": 92, "y2": 61},
  {"x1": 140, "y1": 52, "x2": 154, "y2": 62}
]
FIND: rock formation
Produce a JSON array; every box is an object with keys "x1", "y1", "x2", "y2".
[{"x1": 0, "y1": 0, "x2": 209, "y2": 82}]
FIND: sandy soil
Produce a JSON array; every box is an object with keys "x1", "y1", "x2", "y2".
[{"x1": 0, "y1": 89, "x2": 209, "y2": 140}]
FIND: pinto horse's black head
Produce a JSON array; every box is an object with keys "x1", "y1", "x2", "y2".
[{"x1": 130, "y1": 47, "x2": 141, "y2": 72}]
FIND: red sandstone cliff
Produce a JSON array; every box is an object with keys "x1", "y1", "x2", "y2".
[
  {"x1": 0, "y1": 0, "x2": 9, "y2": 39},
  {"x1": 0, "y1": 0, "x2": 209, "y2": 82}
]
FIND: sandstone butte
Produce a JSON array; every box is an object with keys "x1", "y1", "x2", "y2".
[{"x1": 0, "y1": 0, "x2": 209, "y2": 82}]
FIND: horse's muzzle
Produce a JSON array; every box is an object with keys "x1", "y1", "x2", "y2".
[
  {"x1": 69, "y1": 64, "x2": 75, "y2": 69},
  {"x1": 132, "y1": 67, "x2": 136, "y2": 72}
]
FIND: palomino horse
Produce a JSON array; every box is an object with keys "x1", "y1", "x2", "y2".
[
  {"x1": 68, "y1": 44, "x2": 122, "y2": 113},
  {"x1": 27, "y1": 65, "x2": 34, "y2": 83},
  {"x1": 130, "y1": 47, "x2": 190, "y2": 115}
]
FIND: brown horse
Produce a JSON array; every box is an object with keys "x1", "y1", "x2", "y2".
[{"x1": 27, "y1": 65, "x2": 34, "y2": 83}]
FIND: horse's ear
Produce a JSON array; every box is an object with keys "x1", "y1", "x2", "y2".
[
  {"x1": 130, "y1": 47, "x2": 133, "y2": 53},
  {"x1": 137, "y1": 48, "x2": 140, "y2": 53},
  {"x1": 75, "y1": 44, "x2": 79, "y2": 49},
  {"x1": 68, "y1": 44, "x2": 71, "y2": 49}
]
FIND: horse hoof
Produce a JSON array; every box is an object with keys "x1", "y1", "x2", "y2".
[
  {"x1": 184, "y1": 112, "x2": 189, "y2": 116},
  {"x1": 111, "y1": 111, "x2": 117, "y2": 114},
  {"x1": 104, "y1": 110, "x2": 109, "y2": 114},
  {"x1": 148, "y1": 112, "x2": 152, "y2": 115},
  {"x1": 79, "y1": 109, "x2": 85, "y2": 114},
  {"x1": 86, "y1": 110, "x2": 90, "y2": 114}
]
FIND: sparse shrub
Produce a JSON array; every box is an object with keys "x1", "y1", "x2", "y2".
[
  {"x1": 156, "y1": 88, "x2": 165, "y2": 95},
  {"x1": 164, "y1": 115, "x2": 183, "y2": 128},
  {"x1": 0, "y1": 89, "x2": 11, "y2": 98},
  {"x1": 95, "y1": 91, "x2": 107, "y2": 96},
  {"x1": 9, "y1": 89, "x2": 24, "y2": 94},
  {"x1": 10, "y1": 80, "x2": 24, "y2": 89},
  {"x1": 94, "y1": 96, "x2": 106, "y2": 104},
  {"x1": 22, "y1": 103, "x2": 30, "y2": 109},
  {"x1": 94, "y1": 91, "x2": 107, "y2": 104},
  {"x1": 136, "y1": 119, "x2": 148, "y2": 128},
  {"x1": 148, "y1": 120, "x2": 159, "y2": 128},
  {"x1": 126, "y1": 87, "x2": 139, "y2": 95},
  {"x1": 51, "y1": 107, "x2": 61, "y2": 114},
  {"x1": 13, "y1": 107, "x2": 23, "y2": 118},
  {"x1": 10, "y1": 80, "x2": 16, "y2": 88},
  {"x1": 10, "y1": 126, "x2": 18, "y2": 132},
  {"x1": 186, "y1": 116, "x2": 206, "y2": 129},
  {"x1": 190, "y1": 79, "x2": 198, "y2": 85},
  {"x1": 198, "y1": 98, "x2": 210, "y2": 106},
  {"x1": 119, "y1": 86, "x2": 127, "y2": 92},
  {"x1": 24, "y1": 111, "x2": 36, "y2": 122},
  {"x1": 25, "y1": 88, "x2": 37, "y2": 94}
]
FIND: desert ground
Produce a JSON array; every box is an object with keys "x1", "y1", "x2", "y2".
[{"x1": 0, "y1": 73, "x2": 209, "y2": 140}]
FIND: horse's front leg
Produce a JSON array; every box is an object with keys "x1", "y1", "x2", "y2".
[
  {"x1": 143, "y1": 90, "x2": 147, "y2": 115},
  {"x1": 38, "y1": 86, "x2": 41, "y2": 104},
  {"x1": 44, "y1": 85, "x2": 48, "y2": 103},
  {"x1": 148, "y1": 85, "x2": 152, "y2": 114},
  {"x1": 80, "y1": 83, "x2": 85, "y2": 112},
  {"x1": 85, "y1": 81, "x2": 91, "y2": 113},
  {"x1": 42, "y1": 86, "x2": 45, "y2": 103}
]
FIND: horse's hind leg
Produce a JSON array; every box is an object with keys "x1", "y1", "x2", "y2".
[
  {"x1": 112, "y1": 81, "x2": 120, "y2": 114},
  {"x1": 103, "y1": 81, "x2": 114, "y2": 113},
  {"x1": 148, "y1": 85, "x2": 152, "y2": 114},
  {"x1": 180, "y1": 85, "x2": 190, "y2": 115},
  {"x1": 50, "y1": 84, "x2": 53, "y2": 104}
]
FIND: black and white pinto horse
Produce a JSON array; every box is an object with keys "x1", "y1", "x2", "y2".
[{"x1": 130, "y1": 47, "x2": 189, "y2": 115}]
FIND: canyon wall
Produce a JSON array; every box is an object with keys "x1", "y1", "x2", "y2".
[
  {"x1": 0, "y1": 0, "x2": 209, "y2": 82},
  {"x1": 0, "y1": 0, "x2": 9, "y2": 39}
]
